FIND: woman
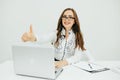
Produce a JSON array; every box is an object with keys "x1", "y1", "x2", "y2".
[{"x1": 21, "y1": 8, "x2": 94, "y2": 68}]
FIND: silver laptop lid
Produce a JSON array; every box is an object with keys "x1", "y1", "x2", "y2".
[{"x1": 12, "y1": 43, "x2": 55, "y2": 79}]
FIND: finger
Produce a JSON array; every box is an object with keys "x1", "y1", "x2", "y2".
[
  {"x1": 21, "y1": 35, "x2": 27, "y2": 42},
  {"x1": 21, "y1": 32, "x2": 29, "y2": 42},
  {"x1": 29, "y1": 24, "x2": 33, "y2": 33},
  {"x1": 55, "y1": 64, "x2": 59, "y2": 68},
  {"x1": 55, "y1": 65, "x2": 57, "y2": 68}
]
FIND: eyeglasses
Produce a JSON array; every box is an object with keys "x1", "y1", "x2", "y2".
[{"x1": 62, "y1": 15, "x2": 75, "y2": 21}]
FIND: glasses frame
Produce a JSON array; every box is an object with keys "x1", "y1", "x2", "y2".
[{"x1": 62, "y1": 15, "x2": 75, "y2": 21}]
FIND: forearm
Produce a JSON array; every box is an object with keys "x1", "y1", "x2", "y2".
[
  {"x1": 66, "y1": 49, "x2": 95, "y2": 65},
  {"x1": 35, "y1": 30, "x2": 57, "y2": 44},
  {"x1": 84, "y1": 50, "x2": 95, "y2": 62}
]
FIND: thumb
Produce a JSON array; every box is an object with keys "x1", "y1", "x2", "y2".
[{"x1": 29, "y1": 24, "x2": 33, "y2": 33}]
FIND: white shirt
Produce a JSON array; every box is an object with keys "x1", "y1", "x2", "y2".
[{"x1": 36, "y1": 29, "x2": 95, "y2": 65}]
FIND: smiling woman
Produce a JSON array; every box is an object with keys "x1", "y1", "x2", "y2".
[
  {"x1": 62, "y1": 10, "x2": 75, "y2": 30},
  {"x1": 0, "y1": 0, "x2": 120, "y2": 66},
  {"x1": 21, "y1": 8, "x2": 95, "y2": 68}
]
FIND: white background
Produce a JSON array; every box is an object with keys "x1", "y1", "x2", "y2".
[{"x1": 0, "y1": 0, "x2": 120, "y2": 63}]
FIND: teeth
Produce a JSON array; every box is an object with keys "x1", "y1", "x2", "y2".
[{"x1": 64, "y1": 22, "x2": 70, "y2": 25}]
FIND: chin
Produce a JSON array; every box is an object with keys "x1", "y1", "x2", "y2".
[{"x1": 64, "y1": 26, "x2": 71, "y2": 29}]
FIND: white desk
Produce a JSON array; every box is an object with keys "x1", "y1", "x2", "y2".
[{"x1": 0, "y1": 60, "x2": 120, "y2": 80}]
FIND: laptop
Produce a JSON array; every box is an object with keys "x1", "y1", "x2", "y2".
[{"x1": 12, "y1": 43, "x2": 63, "y2": 80}]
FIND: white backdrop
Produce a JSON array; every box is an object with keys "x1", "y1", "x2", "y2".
[{"x1": 0, "y1": 0, "x2": 120, "y2": 63}]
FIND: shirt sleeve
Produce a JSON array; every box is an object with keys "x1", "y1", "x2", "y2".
[
  {"x1": 35, "y1": 30, "x2": 57, "y2": 44},
  {"x1": 66, "y1": 49, "x2": 95, "y2": 65},
  {"x1": 83, "y1": 50, "x2": 95, "y2": 63}
]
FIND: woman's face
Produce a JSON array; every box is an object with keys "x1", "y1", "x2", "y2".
[{"x1": 62, "y1": 10, "x2": 75, "y2": 31}]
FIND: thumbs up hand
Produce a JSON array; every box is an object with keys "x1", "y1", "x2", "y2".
[{"x1": 21, "y1": 24, "x2": 37, "y2": 42}]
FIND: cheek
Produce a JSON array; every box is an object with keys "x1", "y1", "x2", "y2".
[
  {"x1": 71, "y1": 21, "x2": 75, "y2": 25},
  {"x1": 62, "y1": 21, "x2": 64, "y2": 26},
  {"x1": 68, "y1": 21, "x2": 75, "y2": 28}
]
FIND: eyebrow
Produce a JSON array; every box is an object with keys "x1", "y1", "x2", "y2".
[{"x1": 63, "y1": 15, "x2": 74, "y2": 17}]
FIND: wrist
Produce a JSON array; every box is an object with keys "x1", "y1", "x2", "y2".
[{"x1": 30, "y1": 37, "x2": 37, "y2": 42}]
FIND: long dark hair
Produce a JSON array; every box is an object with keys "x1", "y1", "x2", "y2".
[{"x1": 55, "y1": 8, "x2": 86, "y2": 51}]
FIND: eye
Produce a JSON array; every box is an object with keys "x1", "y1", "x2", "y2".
[
  {"x1": 69, "y1": 16, "x2": 75, "y2": 19},
  {"x1": 62, "y1": 15, "x2": 75, "y2": 20},
  {"x1": 62, "y1": 15, "x2": 67, "y2": 18}
]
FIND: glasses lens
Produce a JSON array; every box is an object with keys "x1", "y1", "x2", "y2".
[{"x1": 62, "y1": 16, "x2": 75, "y2": 20}]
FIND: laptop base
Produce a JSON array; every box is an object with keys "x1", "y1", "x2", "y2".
[{"x1": 16, "y1": 69, "x2": 63, "y2": 80}]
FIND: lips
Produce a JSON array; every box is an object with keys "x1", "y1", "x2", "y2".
[{"x1": 64, "y1": 22, "x2": 71, "y2": 25}]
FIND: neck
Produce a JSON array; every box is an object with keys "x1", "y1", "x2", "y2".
[
  {"x1": 65, "y1": 28, "x2": 72, "y2": 32},
  {"x1": 65, "y1": 28, "x2": 72, "y2": 40}
]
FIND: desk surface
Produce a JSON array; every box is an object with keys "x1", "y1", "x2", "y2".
[{"x1": 0, "y1": 60, "x2": 120, "y2": 80}]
